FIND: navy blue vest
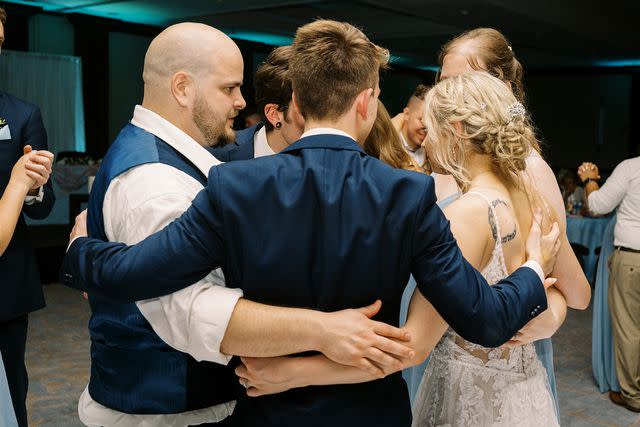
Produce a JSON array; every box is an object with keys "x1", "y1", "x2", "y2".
[{"x1": 86, "y1": 124, "x2": 237, "y2": 414}]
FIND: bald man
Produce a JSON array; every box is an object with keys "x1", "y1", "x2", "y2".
[
  {"x1": 76, "y1": 23, "x2": 411, "y2": 427},
  {"x1": 392, "y1": 84, "x2": 430, "y2": 173}
]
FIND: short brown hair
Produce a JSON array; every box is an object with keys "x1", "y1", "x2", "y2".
[
  {"x1": 364, "y1": 100, "x2": 421, "y2": 172},
  {"x1": 411, "y1": 84, "x2": 430, "y2": 101},
  {"x1": 438, "y1": 28, "x2": 526, "y2": 104},
  {"x1": 290, "y1": 20, "x2": 389, "y2": 121},
  {"x1": 255, "y1": 46, "x2": 293, "y2": 132},
  {"x1": 0, "y1": 7, "x2": 7, "y2": 25}
]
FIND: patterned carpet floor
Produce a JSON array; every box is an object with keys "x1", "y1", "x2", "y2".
[{"x1": 22, "y1": 284, "x2": 640, "y2": 426}]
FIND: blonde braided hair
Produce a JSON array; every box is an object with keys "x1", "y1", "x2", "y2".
[{"x1": 422, "y1": 72, "x2": 538, "y2": 193}]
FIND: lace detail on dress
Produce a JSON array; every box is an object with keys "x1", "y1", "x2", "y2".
[{"x1": 411, "y1": 191, "x2": 559, "y2": 427}]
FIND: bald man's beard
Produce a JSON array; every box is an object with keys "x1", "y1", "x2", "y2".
[{"x1": 193, "y1": 95, "x2": 236, "y2": 147}]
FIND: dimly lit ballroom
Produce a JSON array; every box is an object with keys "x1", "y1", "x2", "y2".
[{"x1": 0, "y1": 1, "x2": 639, "y2": 426}]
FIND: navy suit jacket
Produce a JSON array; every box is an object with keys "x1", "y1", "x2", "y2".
[
  {"x1": 208, "y1": 123, "x2": 262, "y2": 162},
  {"x1": 63, "y1": 134, "x2": 546, "y2": 426},
  {"x1": 0, "y1": 91, "x2": 55, "y2": 321}
]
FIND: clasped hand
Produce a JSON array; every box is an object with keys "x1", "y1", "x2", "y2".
[{"x1": 10, "y1": 145, "x2": 54, "y2": 193}]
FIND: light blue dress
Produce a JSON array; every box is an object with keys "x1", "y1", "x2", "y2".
[
  {"x1": 400, "y1": 191, "x2": 560, "y2": 421},
  {"x1": 0, "y1": 352, "x2": 18, "y2": 427},
  {"x1": 591, "y1": 214, "x2": 620, "y2": 392}
]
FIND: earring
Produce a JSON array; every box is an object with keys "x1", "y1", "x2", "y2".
[{"x1": 275, "y1": 122, "x2": 282, "y2": 129}]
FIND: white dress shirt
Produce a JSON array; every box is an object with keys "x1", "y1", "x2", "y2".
[
  {"x1": 588, "y1": 156, "x2": 640, "y2": 250},
  {"x1": 78, "y1": 105, "x2": 242, "y2": 427},
  {"x1": 253, "y1": 126, "x2": 276, "y2": 158}
]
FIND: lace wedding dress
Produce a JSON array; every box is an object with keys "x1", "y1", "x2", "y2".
[{"x1": 411, "y1": 192, "x2": 559, "y2": 427}]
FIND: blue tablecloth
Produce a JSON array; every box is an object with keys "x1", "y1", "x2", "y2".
[
  {"x1": 0, "y1": 352, "x2": 18, "y2": 426},
  {"x1": 591, "y1": 214, "x2": 620, "y2": 393},
  {"x1": 566, "y1": 216, "x2": 612, "y2": 283}
]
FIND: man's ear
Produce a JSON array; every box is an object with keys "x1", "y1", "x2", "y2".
[
  {"x1": 171, "y1": 71, "x2": 193, "y2": 108},
  {"x1": 263, "y1": 103, "x2": 281, "y2": 128},
  {"x1": 355, "y1": 87, "x2": 374, "y2": 120}
]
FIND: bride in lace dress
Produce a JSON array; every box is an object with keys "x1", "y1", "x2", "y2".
[{"x1": 411, "y1": 72, "x2": 561, "y2": 427}]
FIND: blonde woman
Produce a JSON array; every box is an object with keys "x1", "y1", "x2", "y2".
[
  {"x1": 411, "y1": 72, "x2": 560, "y2": 426},
  {"x1": 432, "y1": 30, "x2": 591, "y2": 420}
]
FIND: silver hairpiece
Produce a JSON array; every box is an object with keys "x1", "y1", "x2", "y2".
[{"x1": 507, "y1": 101, "x2": 526, "y2": 121}]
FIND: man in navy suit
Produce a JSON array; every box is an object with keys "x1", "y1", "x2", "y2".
[
  {"x1": 63, "y1": 20, "x2": 556, "y2": 426},
  {"x1": 0, "y1": 8, "x2": 55, "y2": 426}
]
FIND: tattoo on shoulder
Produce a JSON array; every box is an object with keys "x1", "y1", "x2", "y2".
[{"x1": 488, "y1": 199, "x2": 517, "y2": 244}]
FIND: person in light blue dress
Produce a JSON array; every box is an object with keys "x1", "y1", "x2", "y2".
[{"x1": 0, "y1": 353, "x2": 18, "y2": 426}]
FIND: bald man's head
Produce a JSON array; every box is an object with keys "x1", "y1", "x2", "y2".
[
  {"x1": 141, "y1": 22, "x2": 246, "y2": 147},
  {"x1": 143, "y1": 22, "x2": 239, "y2": 89}
]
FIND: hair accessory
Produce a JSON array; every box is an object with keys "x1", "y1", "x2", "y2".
[
  {"x1": 506, "y1": 101, "x2": 526, "y2": 122},
  {"x1": 275, "y1": 122, "x2": 282, "y2": 129}
]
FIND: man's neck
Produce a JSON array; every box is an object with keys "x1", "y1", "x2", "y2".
[
  {"x1": 265, "y1": 129, "x2": 288, "y2": 154},
  {"x1": 401, "y1": 128, "x2": 420, "y2": 152}
]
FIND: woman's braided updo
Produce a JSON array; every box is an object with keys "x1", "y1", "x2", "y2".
[{"x1": 422, "y1": 72, "x2": 539, "y2": 192}]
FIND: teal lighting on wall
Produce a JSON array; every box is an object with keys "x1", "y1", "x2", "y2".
[
  {"x1": 225, "y1": 32, "x2": 293, "y2": 47},
  {"x1": 390, "y1": 55, "x2": 438, "y2": 72},
  {"x1": 595, "y1": 59, "x2": 640, "y2": 67}
]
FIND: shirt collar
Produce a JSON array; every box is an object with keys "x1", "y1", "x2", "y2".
[
  {"x1": 301, "y1": 127, "x2": 356, "y2": 141},
  {"x1": 130, "y1": 105, "x2": 221, "y2": 177},
  {"x1": 253, "y1": 126, "x2": 276, "y2": 158}
]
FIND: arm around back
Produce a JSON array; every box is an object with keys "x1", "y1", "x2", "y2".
[
  {"x1": 411, "y1": 183, "x2": 547, "y2": 348},
  {"x1": 61, "y1": 181, "x2": 226, "y2": 301}
]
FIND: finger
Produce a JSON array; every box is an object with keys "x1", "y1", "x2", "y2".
[
  {"x1": 533, "y1": 208, "x2": 542, "y2": 225},
  {"x1": 25, "y1": 162, "x2": 48, "y2": 175},
  {"x1": 366, "y1": 347, "x2": 403, "y2": 372},
  {"x1": 235, "y1": 365, "x2": 248, "y2": 377},
  {"x1": 355, "y1": 299, "x2": 382, "y2": 318},
  {"x1": 25, "y1": 171, "x2": 43, "y2": 181},
  {"x1": 31, "y1": 154, "x2": 53, "y2": 170},
  {"x1": 372, "y1": 335, "x2": 414, "y2": 359},
  {"x1": 373, "y1": 322, "x2": 411, "y2": 341},
  {"x1": 23, "y1": 145, "x2": 32, "y2": 155},
  {"x1": 544, "y1": 277, "x2": 558, "y2": 288},
  {"x1": 36, "y1": 150, "x2": 54, "y2": 161},
  {"x1": 549, "y1": 222, "x2": 560, "y2": 240},
  {"x1": 359, "y1": 357, "x2": 385, "y2": 378}
]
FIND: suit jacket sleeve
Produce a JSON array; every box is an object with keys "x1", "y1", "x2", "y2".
[
  {"x1": 62, "y1": 168, "x2": 227, "y2": 301},
  {"x1": 22, "y1": 107, "x2": 55, "y2": 219},
  {"x1": 411, "y1": 180, "x2": 547, "y2": 348}
]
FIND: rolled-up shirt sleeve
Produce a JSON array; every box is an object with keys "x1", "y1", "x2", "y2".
[
  {"x1": 136, "y1": 270, "x2": 243, "y2": 364},
  {"x1": 106, "y1": 164, "x2": 242, "y2": 364},
  {"x1": 588, "y1": 162, "x2": 629, "y2": 215}
]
